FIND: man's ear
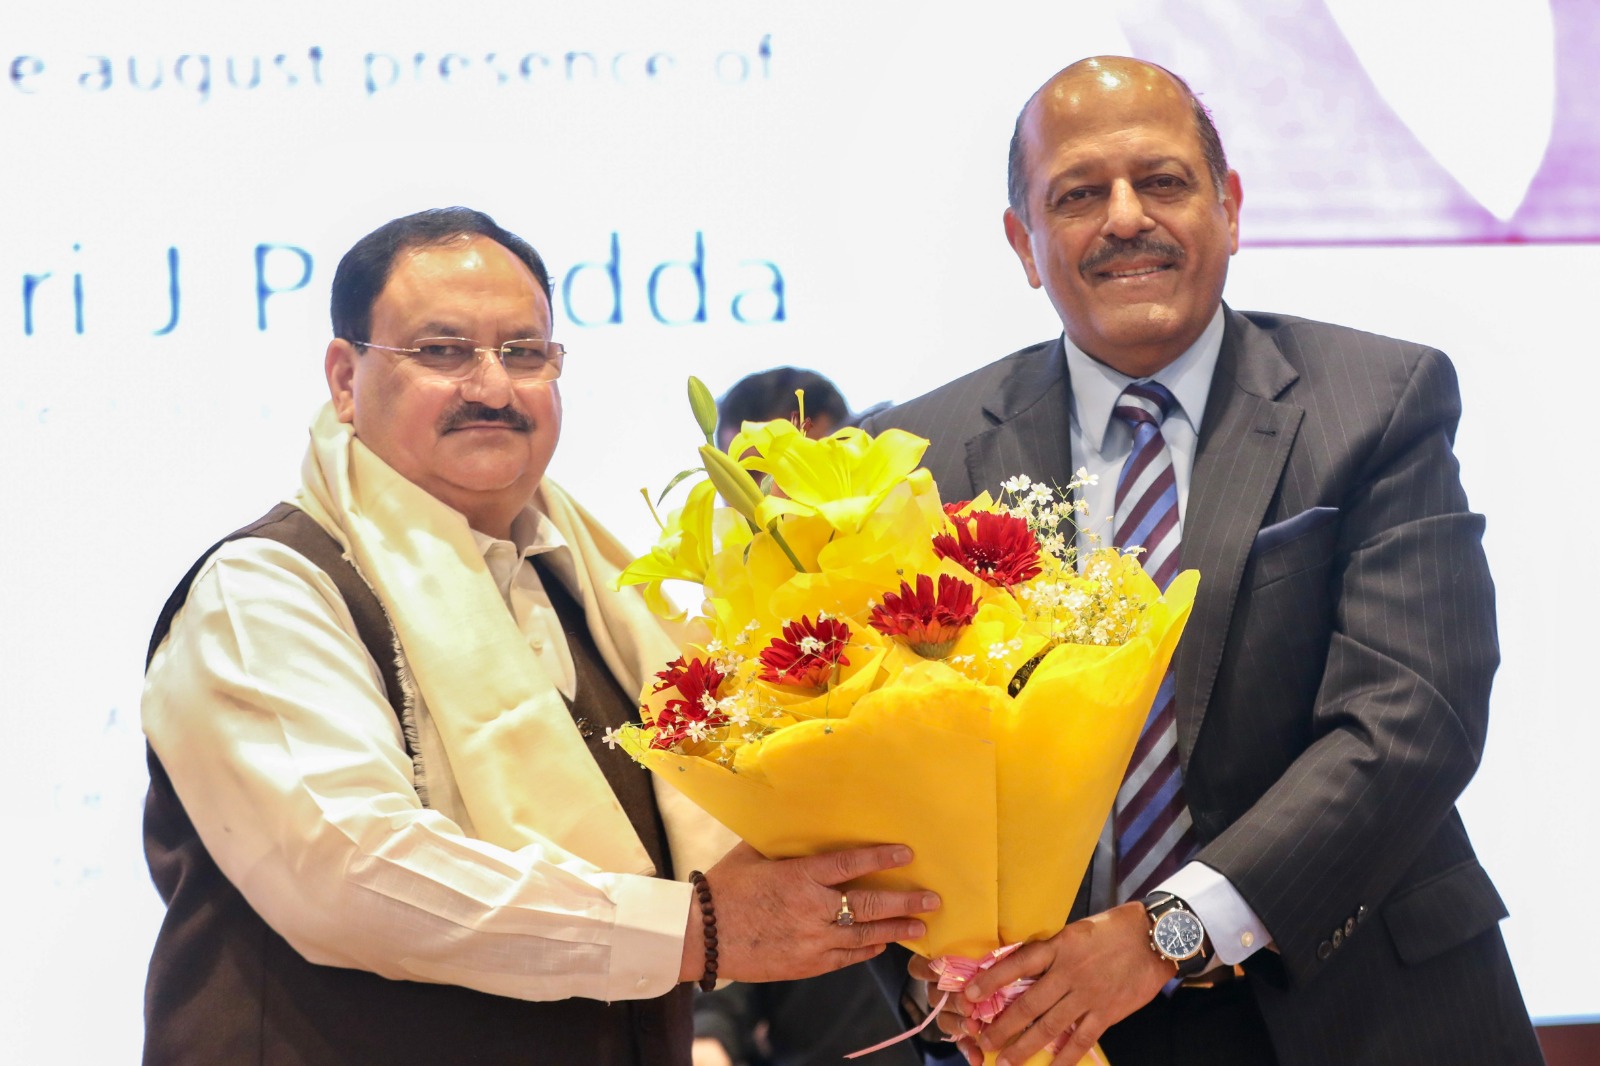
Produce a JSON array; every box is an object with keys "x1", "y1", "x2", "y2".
[
  {"x1": 325, "y1": 339, "x2": 358, "y2": 423},
  {"x1": 1223, "y1": 170, "x2": 1243, "y2": 255},
  {"x1": 1003, "y1": 208, "x2": 1043, "y2": 289}
]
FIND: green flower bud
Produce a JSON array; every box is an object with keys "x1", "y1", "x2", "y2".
[
  {"x1": 699, "y1": 445, "x2": 765, "y2": 524},
  {"x1": 688, "y1": 376, "x2": 719, "y2": 444}
]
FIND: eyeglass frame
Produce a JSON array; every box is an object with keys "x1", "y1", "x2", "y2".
[{"x1": 352, "y1": 336, "x2": 566, "y2": 381}]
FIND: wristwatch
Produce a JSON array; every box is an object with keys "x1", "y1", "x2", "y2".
[{"x1": 1142, "y1": 891, "x2": 1211, "y2": 977}]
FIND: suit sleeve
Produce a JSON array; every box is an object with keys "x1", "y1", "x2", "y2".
[{"x1": 1197, "y1": 348, "x2": 1497, "y2": 986}]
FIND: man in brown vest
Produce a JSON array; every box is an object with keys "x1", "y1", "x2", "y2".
[{"x1": 141, "y1": 207, "x2": 937, "y2": 1065}]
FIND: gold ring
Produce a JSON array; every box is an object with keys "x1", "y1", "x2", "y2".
[{"x1": 834, "y1": 893, "x2": 855, "y2": 926}]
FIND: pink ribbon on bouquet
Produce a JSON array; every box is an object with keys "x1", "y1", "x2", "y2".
[
  {"x1": 846, "y1": 944, "x2": 1033, "y2": 1059},
  {"x1": 846, "y1": 944, "x2": 1110, "y2": 1063},
  {"x1": 930, "y1": 943, "x2": 1031, "y2": 1025}
]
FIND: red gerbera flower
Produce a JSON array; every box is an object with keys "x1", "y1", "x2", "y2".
[
  {"x1": 757, "y1": 615, "x2": 852, "y2": 689},
  {"x1": 868, "y1": 573, "x2": 979, "y2": 658},
  {"x1": 932, "y1": 511, "x2": 1042, "y2": 588},
  {"x1": 648, "y1": 656, "x2": 729, "y2": 750},
  {"x1": 652, "y1": 655, "x2": 729, "y2": 700}
]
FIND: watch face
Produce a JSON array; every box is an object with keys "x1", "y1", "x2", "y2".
[{"x1": 1153, "y1": 909, "x2": 1205, "y2": 960}]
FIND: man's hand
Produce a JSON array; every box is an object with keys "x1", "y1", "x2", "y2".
[
  {"x1": 957, "y1": 902, "x2": 1172, "y2": 1066},
  {"x1": 680, "y1": 842, "x2": 939, "y2": 984}
]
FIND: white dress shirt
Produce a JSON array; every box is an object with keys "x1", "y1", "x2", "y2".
[
  {"x1": 1064, "y1": 307, "x2": 1273, "y2": 967},
  {"x1": 142, "y1": 504, "x2": 693, "y2": 1003}
]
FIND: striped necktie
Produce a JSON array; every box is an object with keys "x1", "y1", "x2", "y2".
[{"x1": 1110, "y1": 381, "x2": 1195, "y2": 903}]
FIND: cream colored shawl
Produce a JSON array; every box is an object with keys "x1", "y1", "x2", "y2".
[{"x1": 294, "y1": 402, "x2": 731, "y2": 878}]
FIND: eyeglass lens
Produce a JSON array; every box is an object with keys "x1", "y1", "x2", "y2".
[{"x1": 409, "y1": 338, "x2": 563, "y2": 379}]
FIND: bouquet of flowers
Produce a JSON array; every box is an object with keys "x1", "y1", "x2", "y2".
[{"x1": 615, "y1": 380, "x2": 1198, "y2": 1065}]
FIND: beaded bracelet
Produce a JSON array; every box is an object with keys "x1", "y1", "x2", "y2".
[{"x1": 688, "y1": 870, "x2": 719, "y2": 992}]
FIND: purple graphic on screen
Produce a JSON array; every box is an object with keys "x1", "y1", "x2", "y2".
[{"x1": 1117, "y1": 0, "x2": 1598, "y2": 244}]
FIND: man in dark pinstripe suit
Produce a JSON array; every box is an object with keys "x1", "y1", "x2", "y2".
[{"x1": 863, "y1": 57, "x2": 1543, "y2": 1066}]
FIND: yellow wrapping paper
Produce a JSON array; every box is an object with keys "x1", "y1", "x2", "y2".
[{"x1": 626, "y1": 575, "x2": 1197, "y2": 1066}]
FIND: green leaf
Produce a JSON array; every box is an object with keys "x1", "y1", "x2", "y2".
[{"x1": 655, "y1": 467, "x2": 706, "y2": 506}]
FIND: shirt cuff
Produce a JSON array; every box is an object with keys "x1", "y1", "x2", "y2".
[
  {"x1": 1155, "y1": 861, "x2": 1272, "y2": 966},
  {"x1": 600, "y1": 872, "x2": 694, "y2": 1001}
]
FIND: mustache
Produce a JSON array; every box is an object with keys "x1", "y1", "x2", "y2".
[
  {"x1": 440, "y1": 402, "x2": 533, "y2": 433},
  {"x1": 1080, "y1": 235, "x2": 1186, "y2": 275}
]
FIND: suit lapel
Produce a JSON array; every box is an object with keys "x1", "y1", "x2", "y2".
[
  {"x1": 963, "y1": 338, "x2": 1078, "y2": 498},
  {"x1": 1174, "y1": 308, "x2": 1304, "y2": 762}
]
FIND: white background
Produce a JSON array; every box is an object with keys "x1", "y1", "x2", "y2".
[{"x1": 2, "y1": 2, "x2": 1594, "y2": 1059}]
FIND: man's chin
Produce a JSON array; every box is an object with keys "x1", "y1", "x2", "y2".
[
  {"x1": 429, "y1": 447, "x2": 546, "y2": 493},
  {"x1": 1070, "y1": 306, "x2": 1195, "y2": 373},
  {"x1": 427, "y1": 466, "x2": 547, "y2": 524},
  {"x1": 1085, "y1": 297, "x2": 1184, "y2": 331}
]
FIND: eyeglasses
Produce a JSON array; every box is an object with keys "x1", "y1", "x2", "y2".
[{"x1": 355, "y1": 337, "x2": 565, "y2": 381}]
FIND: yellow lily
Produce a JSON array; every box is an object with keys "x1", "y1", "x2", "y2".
[
  {"x1": 731, "y1": 421, "x2": 929, "y2": 535},
  {"x1": 617, "y1": 480, "x2": 739, "y2": 620}
]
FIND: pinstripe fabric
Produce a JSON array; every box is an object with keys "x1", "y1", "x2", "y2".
[{"x1": 861, "y1": 308, "x2": 1542, "y2": 1066}]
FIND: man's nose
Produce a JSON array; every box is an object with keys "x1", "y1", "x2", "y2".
[
  {"x1": 460, "y1": 348, "x2": 516, "y2": 404},
  {"x1": 1102, "y1": 180, "x2": 1153, "y2": 240}
]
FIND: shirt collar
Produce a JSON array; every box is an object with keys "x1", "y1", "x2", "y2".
[
  {"x1": 466, "y1": 505, "x2": 570, "y2": 560},
  {"x1": 468, "y1": 503, "x2": 575, "y2": 603},
  {"x1": 1063, "y1": 305, "x2": 1226, "y2": 455}
]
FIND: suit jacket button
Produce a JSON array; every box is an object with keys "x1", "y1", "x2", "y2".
[
  {"x1": 1345, "y1": 917, "x2": 1356, "y2": 937},
  {"x1": 1356, "y1": 904, "x2": 1368, "y2": 923},
  {"x1": 1317, "y1": 940, "x2": 1333, "y2": 961},
  {"x1": 1331, "y1": 929, "x2": 1344, "y2": 949}
]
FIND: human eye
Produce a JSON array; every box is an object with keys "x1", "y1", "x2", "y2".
[
  {"x1": 413, "y1": 339, "x2": 474, "y2": 365},
  {"x1": 1142, "y1": 173, "x2": 1188, "y2": 194},
  {"x1": 1050, "y1": 185, "x2": 1100, "y2": 212},
  {"x1": 500, "y1": 341, "x2": 549, "y2": 368}
]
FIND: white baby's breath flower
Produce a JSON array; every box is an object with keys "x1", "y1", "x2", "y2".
[
  {"x1": 601, "y1": 726, "x2": 623, "y2": 750},
  {"x1": 986, "y1": 638, "x2": 1023, "y2": 662}
]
